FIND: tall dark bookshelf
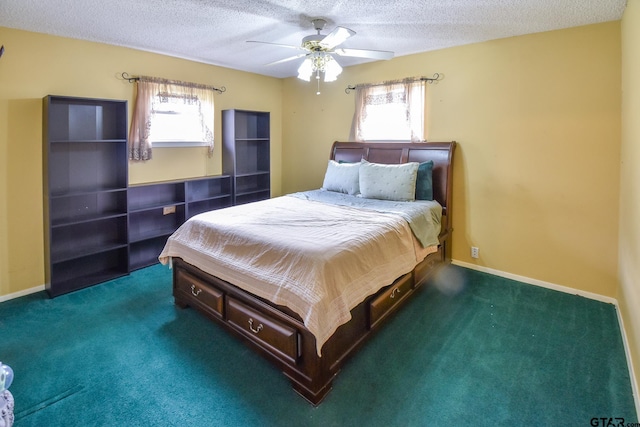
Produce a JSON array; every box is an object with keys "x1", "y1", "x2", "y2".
[
  {"x1": 43, "y1": 95, "x2": 129, "y2": 297},
  {"x1": 222, "y1": 109, "x2": 270, "y2": 205}
]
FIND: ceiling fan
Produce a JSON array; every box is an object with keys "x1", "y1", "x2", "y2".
[{"x1": 248, "y1": 18, "x2": 394, "y2": 85}]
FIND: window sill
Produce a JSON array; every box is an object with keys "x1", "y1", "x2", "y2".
[{"x1": 152, "y1": 141, "x2": 210, "y2": 148}]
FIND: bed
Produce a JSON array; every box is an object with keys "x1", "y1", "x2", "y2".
[{"x1": 159, "y1": 140, "x2": 456, "y2": 405}]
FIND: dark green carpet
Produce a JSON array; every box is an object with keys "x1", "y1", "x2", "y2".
[{"x1": 0, "y1": 264, "x2": 636, "y2": 426}]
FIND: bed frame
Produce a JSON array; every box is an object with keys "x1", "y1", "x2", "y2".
[{"x1": 171, "y1": 141, "x2": 456, "y2": 405}]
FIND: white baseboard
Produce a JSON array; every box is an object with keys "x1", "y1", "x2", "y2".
[
  {"x1": 0, "y1": 284, "x2": 45, "y2": 303},
  {"x1": 615, "y1": 302, "x2": 640, "y2": 419},
  {"x1": 451, "y1": 259, "x2": 617, "y2": 304},
  {"x1": 451, "y1": 259, "x2": 639, "y2": 416}
]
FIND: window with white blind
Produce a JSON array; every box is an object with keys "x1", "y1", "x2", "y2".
[{"x1": 350, "y1": 78, "x2": 425, "y2": 142}]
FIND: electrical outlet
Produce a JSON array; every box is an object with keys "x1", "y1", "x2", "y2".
[{"x1": 471, "y1": 246, "x2": 479, "y2": 259}]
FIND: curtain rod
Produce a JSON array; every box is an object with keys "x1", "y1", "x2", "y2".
[
  {"x1": 121, "y1": 72, "x2": 226, "y2": 94},
  {"x1": 344, "y1": 73, "x2": 441, "y2": 94}
]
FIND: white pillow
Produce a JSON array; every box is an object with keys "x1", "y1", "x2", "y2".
[
  {"x1": 359, "y1": 160, "x2": 419, "y2": 201},
  {"x1": 322, "y1": 160, "x2": 360, "y2": 195}
]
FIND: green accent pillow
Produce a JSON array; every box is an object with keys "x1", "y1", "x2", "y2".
[{"x1": 416, "y1": 160, "x2": 434, "y2": 201}]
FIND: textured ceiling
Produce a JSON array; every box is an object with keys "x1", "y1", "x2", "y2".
[{"x1": 0, "y1": 0, "x2": 627, "y2": 78}]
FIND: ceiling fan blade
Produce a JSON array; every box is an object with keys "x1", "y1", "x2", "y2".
[
  {"x1": 265, "y1": 54, "x2": 307, "y2": 66},
  {"x1": 319, "y1": 26, "x2": 355, "y2": 49},
  {"x1": 247, "y1": 40, "x2": 306, "y2": 51},
  {"x1": 334, "y1": 48, "x2": 394, "y2": 60}
]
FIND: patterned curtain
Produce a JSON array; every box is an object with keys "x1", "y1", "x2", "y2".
[
  {"x1": 349, "y1": 78, "x2": 425, "y2": 142},
  {"x1": 128, "y1": 76, "x2": 216, "y2": 161}
]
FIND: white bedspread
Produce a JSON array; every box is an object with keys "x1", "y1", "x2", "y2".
[{"x1": 159, "y1": 194, "x2": 440, "y2": 356}]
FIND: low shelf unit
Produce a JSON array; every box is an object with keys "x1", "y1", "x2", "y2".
[{"x1": 128, "y1": 176, "x2": 232, "y2": 270}]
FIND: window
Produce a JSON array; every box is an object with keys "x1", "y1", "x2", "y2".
[
  {"x1": 149, "y1": 93, "x2": 212, "y2": 148},
  {"x1": 350, "y1": 78, "x2": 425, "y2": 142},
  {"x1": 129, "y1": 77, "x2": 216, "y2": 161}
]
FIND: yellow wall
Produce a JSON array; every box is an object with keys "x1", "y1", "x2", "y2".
[
  {"x1": 0, "y1": 26, "x2": 283, "y2": 297},
  {"x1": 1, "y1": 22, "x2": 624, "y2": 300},
  {"x1": 620, "y1": 0, "x2": 640, "y2": 401},
  {"x1": 0, "y1": 23, "x2": 627, "y2": 305},
  {"x1": 283, "y1": 22, "x2": 622, "y2": 298}
]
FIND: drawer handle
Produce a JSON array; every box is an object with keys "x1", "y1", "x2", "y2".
[
  {"x1": 390, "y1": 288, "x2": 401, "y2": 299},
  {"x1": 190, "y1": 284, "x2": 202, "y2": 297},
  {"x1": 248, "y1": 318, "x2": 263, "y2": 334}
]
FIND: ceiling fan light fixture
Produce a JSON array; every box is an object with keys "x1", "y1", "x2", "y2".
[
  {"x1": 251, "y1": 17, "x2": 389, "y2": 87},
  {"x1": 297, "y1": 52, "x2": 342, "y2": 84},
  {"x1": 323, "y1": 56, "x2": 342, "y2": 82},
  {"x1": 293, "y1": 19, "x2": 352, "y2": 86},
  {"x1": 297, "y1": 57, "x2": 313, "y2": 81}
]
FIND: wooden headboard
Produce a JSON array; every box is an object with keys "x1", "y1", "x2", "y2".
[{"x1": 330, "y1": 141, "x2": 457, "y2": 234}]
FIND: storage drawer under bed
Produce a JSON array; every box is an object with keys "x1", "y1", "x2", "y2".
[
  {"x1": 226, "y1": 297, "x2": 301, "y2": 365},
  {"x1": 413, "y1": 248, "x2": 444, "y2": 287},
  {"x1": 175, "y1": 268, "x2": 224, "y2": 319},
  {"x1": 368, "y1": 272, "x2": 414, "y2": 329}
]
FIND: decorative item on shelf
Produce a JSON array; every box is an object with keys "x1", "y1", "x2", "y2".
[{"x1": 0, "y1": 361, "x2": 14, "y2": 427}]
